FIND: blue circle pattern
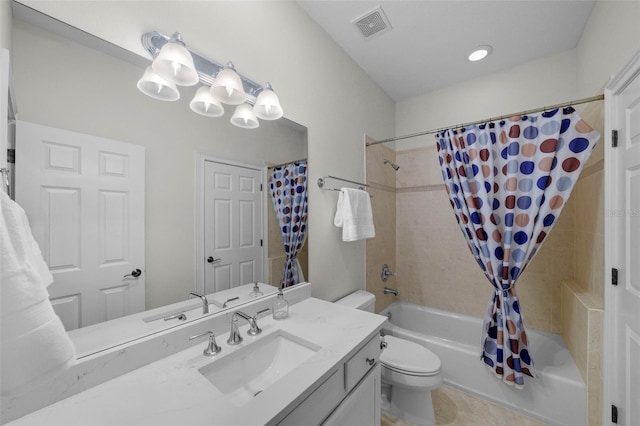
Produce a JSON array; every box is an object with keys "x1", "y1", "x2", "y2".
[
  {"x1": 435, "y1": 107, "x2": 600, "y2": 387},
  {"x1": 268, "y1": 161, "x2": 308, "y2": 288}
]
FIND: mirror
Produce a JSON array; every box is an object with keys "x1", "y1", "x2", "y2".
[{"x1": 10, "y1": 5, "x2": 308, "y2": 356}]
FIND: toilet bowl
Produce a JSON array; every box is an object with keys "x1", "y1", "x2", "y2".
[{"x1": 335, "y1": 291, "x2": 443, "y2": 426}]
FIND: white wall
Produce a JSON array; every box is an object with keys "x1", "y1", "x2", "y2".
[
  {"x1": 15, "y1": 0, "x2": 396, "y2": 303},
  {"x1": 0, "y1": 0, "x2": 11, "y2": 50},
  {"x1": 576, "y1": 0, "x2": 640, "y2": 97},
  {"x1": 395, "y1": 49, "x2": 578, "y2": 150}
]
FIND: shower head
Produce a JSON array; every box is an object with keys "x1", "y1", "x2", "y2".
[{"x1": 384, "y1": 159, "x2": 400, "y2": 171}]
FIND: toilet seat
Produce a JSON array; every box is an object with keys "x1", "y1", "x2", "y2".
[{"x1": 380, "y1": 335, "x2": 441, "y2": 377}]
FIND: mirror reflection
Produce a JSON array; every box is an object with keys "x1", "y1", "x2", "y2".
[{"x1": 10, "y1": 7, "x2": 308, "y2": 355}]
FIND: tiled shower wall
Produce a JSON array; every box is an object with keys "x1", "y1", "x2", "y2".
[
  {"x1": 393, "y1": 144, "x2": 573, "y2": 332},
  {"x1": 365, "y1": 140, "x2": 397, "y2": 313},
  {"x1": 561, "y1": 99, "x2": 604, "y2": 425}
]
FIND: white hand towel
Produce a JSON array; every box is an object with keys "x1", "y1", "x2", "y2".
[
  {"x1": 333, "y1": 187, "x2": 375, "y2": 242},
  {"x1": 1, "y1": 191, "x2": 52, "y2": 315},
  {"x1": 1, "y1": 191, "x2": 76, "y2": 396}
]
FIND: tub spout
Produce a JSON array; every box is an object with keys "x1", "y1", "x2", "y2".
[{"x1": 383, "y1": 287, "x2": 398, "y2": 296}]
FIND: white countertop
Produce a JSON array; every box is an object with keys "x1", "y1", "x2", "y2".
[{"x1": 10, "y1": 298, "x2": 386, "y2": 426}]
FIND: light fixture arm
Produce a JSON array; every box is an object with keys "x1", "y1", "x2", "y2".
[{"x1": 141, "y1": 31, "x2": 264, "y2": 105}]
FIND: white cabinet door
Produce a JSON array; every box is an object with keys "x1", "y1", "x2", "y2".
[
  {"x1": 16, "y1": 121, "x2": 145, "y2": 330},
  {"x1": 203, "y1": 159, "x2": 263, "y2": 294},
  {"x1": 324, "y1": 364, "x2": 381, "y2": 426}
]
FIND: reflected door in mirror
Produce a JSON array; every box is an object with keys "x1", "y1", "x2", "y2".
[
  {"x1": 16, "y1": 121, "x2": 145, "y2": 330},
  {"x1": 203, "y1": 160, "x2": 264, "y2": 293}
]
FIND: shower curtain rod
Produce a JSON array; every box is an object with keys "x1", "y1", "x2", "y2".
[
  {"x1": 366, "y1": 94, "x2": 604, "y2": 146},
  {"x1": 267, "y1": 158, "x2": 307, "y2": 169}
]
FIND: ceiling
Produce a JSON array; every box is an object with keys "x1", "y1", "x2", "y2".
[{"x1": 298, "y1": 0, "x2": 596, "y2": 101}]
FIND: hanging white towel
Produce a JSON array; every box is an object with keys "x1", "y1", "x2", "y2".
[
  {"x1": 1, "y1": 191, "x2": 76, "y2": 396},
  {"x1": 333, "y1": 187, "x2": 375, "y2": 242}
]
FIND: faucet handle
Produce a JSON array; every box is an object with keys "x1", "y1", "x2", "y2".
[
  {"x1": 255, "y1": 307, "x2": 270, "y2": 316},
  {"x1": 164, "y1": 313, "x2": 187, "y2": 321},
  {"x1": 189, "y1": 331, "x2": 221, "y2": 356},
  {"x1": 222, "y1": 296, "x2": 240, "y2": 308}
]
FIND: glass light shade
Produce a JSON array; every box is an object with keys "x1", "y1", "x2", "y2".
[
  {"x1": 230, "y1": 103, "x2": 259, "y2": 129},
  {"x1": 189, "y1": 86, "x2": 224, "y2": 117},
  {"x1": 253, "y1": 88, "x2": 283, "y2": 120},
  {"x1": 211, "y1": 68, "x2": 246, "y2": 105},
  {"x1": 137, "y1": 66, "x2": 180, "y2": 101},
  {"x1": 152, "y1": 41, "x2": 199, "y2": 86}
]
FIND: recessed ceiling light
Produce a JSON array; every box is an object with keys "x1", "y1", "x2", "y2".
[{"x1": 467, "y1": 45, "x2": 493, "y2": 62}]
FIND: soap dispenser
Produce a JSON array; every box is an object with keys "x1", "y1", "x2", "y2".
[
  {"x1": 251, "y1": 282, "x2": 263, "y2": 298},
  {"x1": 272, "y1": 288, "x2": 289, "y2": 320}
]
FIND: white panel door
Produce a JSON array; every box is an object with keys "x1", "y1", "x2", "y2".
[
  {"x1": 605, "y1": 52, "x2": 640, "y2": 426},
  {"x1": 15, "y1": 121, "x2": 145, "y2": 330},
  {"x1": 203, "y1": 160, "x2": 263, "y2": 294}
]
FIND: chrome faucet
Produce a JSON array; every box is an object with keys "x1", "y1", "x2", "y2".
[
  {"x1": 383, "y1": 287, "x2": 398, "y2": 296},
  {"x1": 227, "y1": 309, "x2": 269, "y2": 345},
  {"x1": 189, "y1": 331, "x2": 221, "y2": 356},
  {"x1": 189, "y1": 292, "x2": 209, "y2": 314}
]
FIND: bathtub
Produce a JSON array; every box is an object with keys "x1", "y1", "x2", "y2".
[{"x1": 379, "y1": 301, "x2": 585, "y2": 426}]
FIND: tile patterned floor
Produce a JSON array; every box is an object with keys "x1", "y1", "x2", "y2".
[{"x1": 381, "y1": 385, "x2": 549, "y2": 426}]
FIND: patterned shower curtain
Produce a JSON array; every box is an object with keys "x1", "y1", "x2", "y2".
[
  {"x1": 435, "y1": 107, "x2": 600, "y2": 388},
  {"x1": 268, "y1": 160, "x2": 308, "y2": 288}
]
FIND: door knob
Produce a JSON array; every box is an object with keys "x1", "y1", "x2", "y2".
[
  {"x1": 207, "y1": 257, "x2": 222, "y2": 264},
  {"x1": 124, "y1": 268, "x2": 142, "y2": 278}
]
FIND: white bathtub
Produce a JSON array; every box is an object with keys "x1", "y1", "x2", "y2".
[{"x1": 379, "y1": 301, "x2": 585, "y2": 426}]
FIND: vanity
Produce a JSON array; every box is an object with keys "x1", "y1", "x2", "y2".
[{"x1": 7, "y1": 290, "x2": 386, "y2": 425}]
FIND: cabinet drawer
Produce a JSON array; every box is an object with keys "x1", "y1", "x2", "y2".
[{"x1": 344, "y1": 335, "x2": 380, "y2": 391}]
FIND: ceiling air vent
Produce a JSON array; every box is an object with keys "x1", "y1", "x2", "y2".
[{"x1": 352, "y1": 6, "x2": 392, "y2": 39}]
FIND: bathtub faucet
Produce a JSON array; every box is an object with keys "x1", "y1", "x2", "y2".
[{"x1": 383, "y1": 287, "x2": 398, "y2": 296}]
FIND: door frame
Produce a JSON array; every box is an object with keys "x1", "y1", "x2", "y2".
[
  {"x1": 603, "y1": 49, "x2": 640, "y2": 424},
  {"x1": 194, "y1": 153, "x2": 268, "y2": 295}
]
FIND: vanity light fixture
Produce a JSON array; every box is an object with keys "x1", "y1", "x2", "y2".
[
  {"x1": 138, "y1": 31, "x2": 284, "y2": 129},
  {"x1": 136, "y1": 66, "x2": 180, "y2": 101},
  {"x1": 230, "y1": 103, "x2": 260, "y2": 129},
  {"x1": 189, "y1": 86, "x2": 224, "y2": 117},
  {"x1": 152, "y1": 33, "x2": 199, "y2": 86},
  {"x1": 467, "y1": 45, "x2": 493, "y2": 62},
  {"x1": 210, "y1": 62, "x2": 246, "y2": 105},
  {"x1": 254, "y1": 82, "x2": 284, "y2": 121}
]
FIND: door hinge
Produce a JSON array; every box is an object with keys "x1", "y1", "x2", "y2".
[
  {"x1": 260, "y1": 239, "x2": 263, "y2": 247},
  {"x1": 7, "y1": 148, "x2": 15, "y2": 164},
  {"x1": 612, "y1": 130, "x2": 618, "y2": 148},
  {"x1": 612, "y1": 404, "x2": 618, "y2": 424},
  {"x1": 260, "y1": 184, "x2": 263, "y2": 191},
  {"x1": 612, "y1": 268, "x2": 618, "y2": 286}
]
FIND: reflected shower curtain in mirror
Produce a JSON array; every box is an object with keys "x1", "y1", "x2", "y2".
[
  {"x1": 435, "y1": 107, "x2": 600, "y2": 388},
  {"x1": 268, "y1": 160, "x2": 308, "y2": 288}
]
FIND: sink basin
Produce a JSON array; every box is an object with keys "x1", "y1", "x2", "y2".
[{"x1": 198, "y1": 330, "x2": 320, "y2": 405}]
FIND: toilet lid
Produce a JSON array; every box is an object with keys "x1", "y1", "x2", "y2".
[{"x1": 380, "y1": 335, "x2": 441, "y2": 375}]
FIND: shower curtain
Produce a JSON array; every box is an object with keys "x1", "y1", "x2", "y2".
[
  {"x1": 268, "y1": 160, "x2": 308, "y2": 288},
  {"x1": 435, "y1": 107, "x2": 600, "y2": 388}
]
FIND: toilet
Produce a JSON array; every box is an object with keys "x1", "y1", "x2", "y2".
[{"x1": 335, "y1": 290, "x2": 443, "y2": 426}]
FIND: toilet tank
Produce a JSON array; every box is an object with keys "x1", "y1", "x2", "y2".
[{"x1": 335, "y1": 290, "x2": 376, "y2": 313}]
